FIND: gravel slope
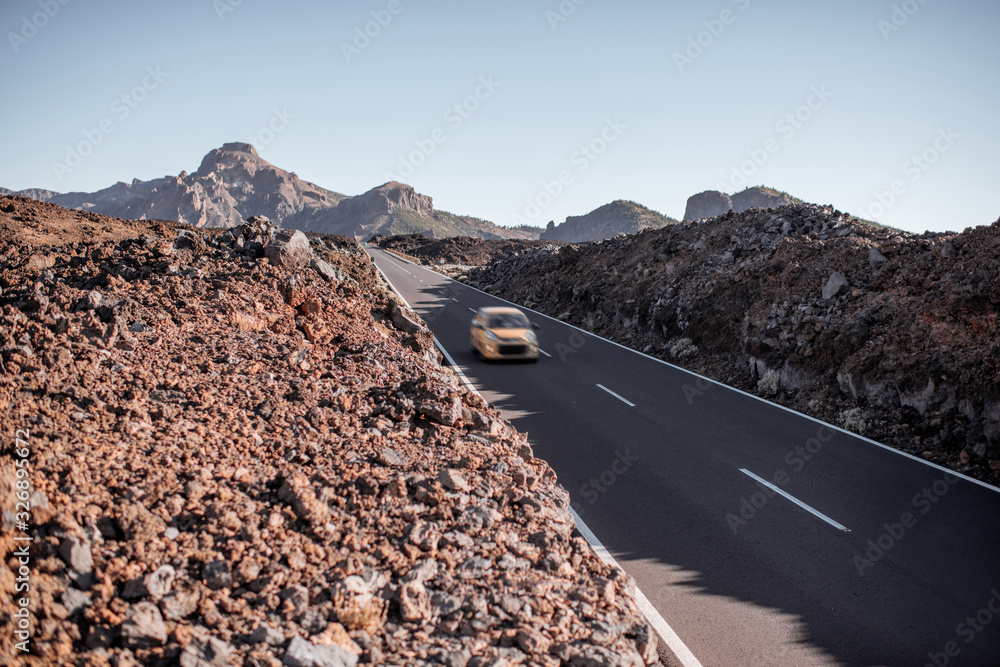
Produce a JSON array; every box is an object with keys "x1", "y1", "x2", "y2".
[{"x1": 0, "y1": 196, "x2": 657, "y2": 666}]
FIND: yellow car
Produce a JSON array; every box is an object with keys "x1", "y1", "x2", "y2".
[{"x1": 470, "y1": 307, "x2": 540, "y2": 362}]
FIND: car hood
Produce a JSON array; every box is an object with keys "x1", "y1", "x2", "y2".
[{"x1": 486, "y1": 327, "x2": 533, "y2": 340}]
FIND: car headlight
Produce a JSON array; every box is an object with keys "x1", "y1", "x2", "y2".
[
  {"x1": 525, "y1": 332, "x2": 538, "y2": 344},
  {"x1": 485, "y1": 331, "x2": 499, "y2": 341}
]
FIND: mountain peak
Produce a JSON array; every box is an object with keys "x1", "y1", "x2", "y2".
[
  {"x1": 195, "y1": 142, "x2": 264, "y2": 177},
  {"x1": 378, "y1": 181, "x2": 411, "y2": 190},
  {"x1": 219, "y1": 142, "x2": 258, "y2": 156}
]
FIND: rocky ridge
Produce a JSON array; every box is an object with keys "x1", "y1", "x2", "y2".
[
  {"x1": 683, "y1": 187, "x2": 801, "y2": 222},
  {"x1": 8, "y1": 144, "x2": 528, "y2": 241},
  {"x1": 540, "y1": 202, "x2": 678, "y2": 244},
  {"x1": 464, "y1": 203, "x2": 1000, "y2": 485},
  {"x1": 25, "y1": 143, "x2": 347, "y2": 231},
  {"x1": 371, "y1": 236, "x2": 566, "y2": 277},
  {"x1": 293, "y1": 183, "x2": 522, "y2": 241},
  {"x1": 0, "y1": 195, "x2": 657, "y2": 665}
]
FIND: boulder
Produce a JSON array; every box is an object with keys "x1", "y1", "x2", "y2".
[
  {"x1": 389, "y1": 300, "x2": 424, "y2": 335},
  {"x1": 59, "y1": 536, "x2": 93, "y2": 574},
  {"x1": 312, "y1": 257, "x2": 347, "y2": 283},
  {"x1": 121, "y1": 602, "x2": 168, "y2": 649},
  {"x1": 265, "y1": 229, "x2": 313, "y2": 270},
  {"x1": 869, "y1": 247, "x2": 888, "y2": 269},
  {"x1": 283, "y1": 636, "x2": 359, "y2": 667},
  {"x1": 397, "y1": 581, "x2": 431, "y2": 622},
  {"x1": 202, "y1": 560, "x2": 232, "y2": 590},
  {"x1": 247, "y1": 623, "x2": 286, "y2": 646},
  {"x1": 179, "y1": 629, "x2": 234, "y2": 667},
  {"x1": 146, "y1": 564, "x2": 176, "y2": 599},
  {"x1": 822, "y1": 271, "x2": 849, "y2": 299}
]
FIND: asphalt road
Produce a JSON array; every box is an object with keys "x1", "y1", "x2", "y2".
[{"x1": 367, "y1": 246, "x2": 1000, "y2": 667}]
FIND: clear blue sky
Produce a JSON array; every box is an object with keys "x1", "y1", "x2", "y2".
[{"x1": 1, "y1": 0, "x2": 997, "y2": 233}]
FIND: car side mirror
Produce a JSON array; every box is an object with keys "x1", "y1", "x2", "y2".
[{"x1": 471, "y1": 320, "x2": 481, "y2": 328}]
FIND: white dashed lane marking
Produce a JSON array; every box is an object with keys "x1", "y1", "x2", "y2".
[
  {"x1": 739, "y1": 468, "x2": 851, "y2": 532},
  {"x1": 596, "y1": 384, "x2": 635, "y2": 407}
]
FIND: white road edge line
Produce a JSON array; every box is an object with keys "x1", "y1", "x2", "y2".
[
  {"x1": 597, "y1": 383, "x2": 636, "y2": 407},
  {"x1": 739, "y1": 468, "x2": 851, "y2": 532},
  {"x1": 369, "y1": 250, "x2": 705, "y2": 667},
  {"x1": 571, "y1": 507, "x2": 706, "y2": 667},
  {"x1": 433, "y1": 338, "x2": 480, "y2": 395}
]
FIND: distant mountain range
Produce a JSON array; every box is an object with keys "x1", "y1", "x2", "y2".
[
  {"x1": 2, "y1": 143, "x2": 809, "y2": 241},
  {"x1": 2, "y1": 143, "x2": 526, "y2": 240}
]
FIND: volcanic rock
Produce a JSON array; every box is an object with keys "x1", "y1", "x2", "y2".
[
  {"x1": 822, "y1": 271, "x2": 849, "y2": 299},
  {"x1": 121, "y1": 602, "x2": 168, "y2": 649},
  {"x1": 389, "y1": 299, "x2": 425, "y2": 335},
  {"x1": 0, "y1": 195, "x2": 657, "y2": 664},
  {"x1": 266, "y1": 228, "x2": 313, "y2": 270},
  {"x1": 59, "y1": 536, "x2": 94, "y2": 573},
  {"x1": 466, "y1": 200, "x2": 1000, "y2": 483},
  {"x1": 869, "y1": 246, "x2": 888, "y2": 269},
  {"x1": 202, "y1": 560, "x2": 233, "y2": 590},
  {"x1": 372, "y1": 234, "x2": 565, "y2": 277},
  {"x1": 283, "y1": 636, "x2": 359, "y2": 667},
  {"x1": 311, "y1": 257, "x2": 347, "y2": 283},
  {"x1": 179, "y1": 627, "x2": 234, "y2": 667}
]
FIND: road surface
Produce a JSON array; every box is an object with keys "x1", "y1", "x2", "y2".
[{"x1": 367, "y1": 246, "x2": 1000, "y2": 667}]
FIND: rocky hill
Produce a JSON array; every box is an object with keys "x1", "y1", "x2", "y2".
[
  {"x1": 465, "y1": 203, "x2": 1000, "y2": 486},
  {"x1": 505, "y1": 225, "x2": 545, "y2": 240},
  {"x1": 7, "y1": 144, "x2": 528, "y2": 241},
  {"x1": 293, "y1": 182, "x2": 525, "y2": 241},
  {"x1": 683, "y1": 186, "x2": 801, "y2": 222},
  {"x1": 0, "y1": 196, "x2": 657, "y2": 665},
  {"x1": 540, "y1": 200, "x2": 678, "y2": 243},
  {"x1": 16, "y1": 143, "x2": 347, "y2": 230}
]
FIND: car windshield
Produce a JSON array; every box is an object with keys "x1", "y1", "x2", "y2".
[{"x1": 487, "y1": 313, "x2": 530, "y2": 328}]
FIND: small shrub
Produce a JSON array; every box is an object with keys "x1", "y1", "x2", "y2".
[
  {"x1": 839, "y1": 407, "x2": 869, "y2": 434},
  {"x1": 670, "y1": 337, "x2": 698, "y2": 360},
  {"x1": 757, "y1": 369, "x2": 780, "y2": 397},
  {"x1": 333, "y1": 589, "x2": 386, "y2": 634}
]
